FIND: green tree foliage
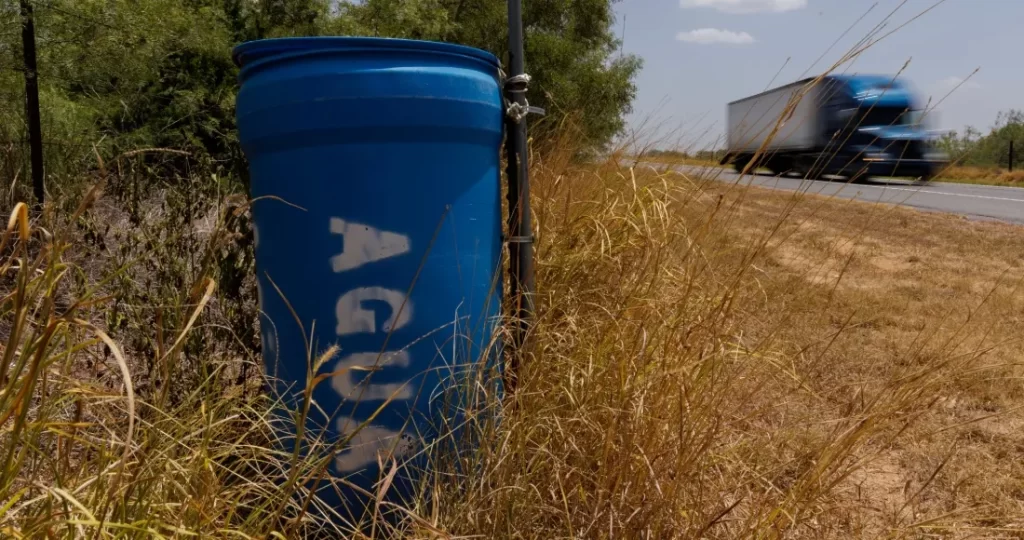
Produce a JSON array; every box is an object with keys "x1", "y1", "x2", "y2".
[
  {"x1": 1, "y1": 0, "x2": 639, "y2": 192},
  {"x1": 2, "y1": 0, "x2": 240, "y2": 182},
  {"x1": 8, "y1": 0, "x2": 332, "y2": 176},
  {"x1": 335, "y1": 0, "x2": 642, "y2": 147},
  {"x1": 936, "y1": 110, "x2": 1024, "y2": 169}
]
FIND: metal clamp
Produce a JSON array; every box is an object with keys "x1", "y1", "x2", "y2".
[
  {"x1": 501, "y1": 72, "x2": 545, "y2": 123},
  {"x1": 506, "y1": 102, "x2": 531, "y2": 123},
  {"x1": 506, "y1": 101, "x2": 545, "y2": 123},
  {"x1": 503, "y1": 73, "x2": 532, "y2": 93}
]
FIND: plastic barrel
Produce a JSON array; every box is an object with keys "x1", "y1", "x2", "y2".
[{"x1": 233, "y1": 37, "x2": 504, "y2": 516}]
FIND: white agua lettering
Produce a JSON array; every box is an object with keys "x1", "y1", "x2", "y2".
[
  {"x1": 334, "y1": 418, "x2": 417, "y2": 473},
  {"x1": 330, "y1": 217, "x2": 410, "y2": 273},
  {"x1": 331, "y1": 351, "x2": 413, "y2": 401},
  {"x1": 334, "y1": 421, "x2": 400, "y2": 473},
  {"x1": 335, "y1": 287, "x2": 412, "y2": 336},
  {"x1": 329, "y1": 217, "x2": 418, "y2": 474}
]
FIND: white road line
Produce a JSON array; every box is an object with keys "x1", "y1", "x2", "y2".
[
  {"x1": 645, "y1": 162, "x2": 1024, "y2": 206},
  {"x1": 825, "y1": 183, "x2": 1024, "y2": 203}
]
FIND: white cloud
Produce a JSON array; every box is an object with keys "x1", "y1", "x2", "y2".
[
  {"x1": 938, "y1": 76, "x2": 981, "y2": 91},
  {"x1": 676, "y1": 28, "x2": 756, "y2": 45},
  {"x1": 680, "y1": 0, "x2": 807, "y2": 14}
]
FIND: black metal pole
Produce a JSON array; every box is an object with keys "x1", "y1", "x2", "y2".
[
  {"x1": 504, "y1": 0, "x2": 535, "y2": 384},
  {"x1": 20, "y1": 0, "x2": 44, "y2": 208},
  {"x1": 1010, "y1": 140, "x2": 1014, "y2": 172}
]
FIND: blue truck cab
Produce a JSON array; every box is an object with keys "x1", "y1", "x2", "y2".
[{"x1": 723, "y1": 74, "x2": 949, "y2": 182}]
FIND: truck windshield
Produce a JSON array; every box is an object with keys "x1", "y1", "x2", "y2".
[{"x1": 856, "y1": 106, "x2": 912, "y2": 128}]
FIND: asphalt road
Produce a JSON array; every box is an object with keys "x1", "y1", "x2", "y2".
[{"x1": 647, "y1": 163, "x2": 1024, "y2": 225}]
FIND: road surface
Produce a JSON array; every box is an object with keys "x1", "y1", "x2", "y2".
[{"x1": 646, "y1": 163, "x2": 1024, "y2": 225}]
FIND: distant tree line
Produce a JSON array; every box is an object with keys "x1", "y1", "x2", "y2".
[
  {"x1": 0, "y1": 0, "x2": 640, "y2": 199},
  {"x1": 643, "y1": 148, "x2": 724, "y2": 163},
  {"x1": 935, "y1": 110, "x2": 1024, "y2": 170}
]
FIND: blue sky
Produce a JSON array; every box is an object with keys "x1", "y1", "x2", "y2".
[{"x1": 615, "y1": 0, "x2": 1022, "y2": 150}]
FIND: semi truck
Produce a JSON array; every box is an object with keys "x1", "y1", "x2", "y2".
[{"x1": 721, "y1": 75, "x2": 948, "y2": 182}]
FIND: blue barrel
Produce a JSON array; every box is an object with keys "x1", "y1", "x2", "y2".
[{"x1": 233, "y1": 37, "x2": 504, "y2": 514}]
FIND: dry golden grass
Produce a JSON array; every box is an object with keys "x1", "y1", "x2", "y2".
[
  {"x1": 940, "y1": 164, "x2": 1024, "y2": 186},
  {"x1": 3, "y1": 150, "x2": 1024, "y2": 537},
  {"x1": 412, "y1": 157, "x2": 1024, "y2": 537},
  {"x1": 662, "y1": 165, "x2": 1024, "y2": 535}
]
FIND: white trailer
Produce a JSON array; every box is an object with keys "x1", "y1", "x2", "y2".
[
  {"x1": 726, "y1": 78, "x2": 825, "y2": 156},
  {"x1": 722, "y1": 74, "x2": 945, "y2": 180}
]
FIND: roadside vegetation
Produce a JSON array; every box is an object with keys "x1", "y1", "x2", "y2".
[
  {"x1": 4, "y1": 136, "x2": 1024, "y2": 537},
  {"x1": 2, "y1": 0, "x2": 1024, "y2": 538}
]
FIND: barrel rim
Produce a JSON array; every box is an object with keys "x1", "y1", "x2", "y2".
[{"x1": 233, "y1": 37, "x2": 500, "y2": 69}]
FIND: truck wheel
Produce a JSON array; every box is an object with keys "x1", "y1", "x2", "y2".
[
  {"x1": 847, "y1": 169, "x2": 867, "y2": 183},
  {"x1": 768, "y1": 158, "x2": 793, "y2": 176},
  {"x1": 797, "y1": 159, "x2": 824, "y2": 180}
]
